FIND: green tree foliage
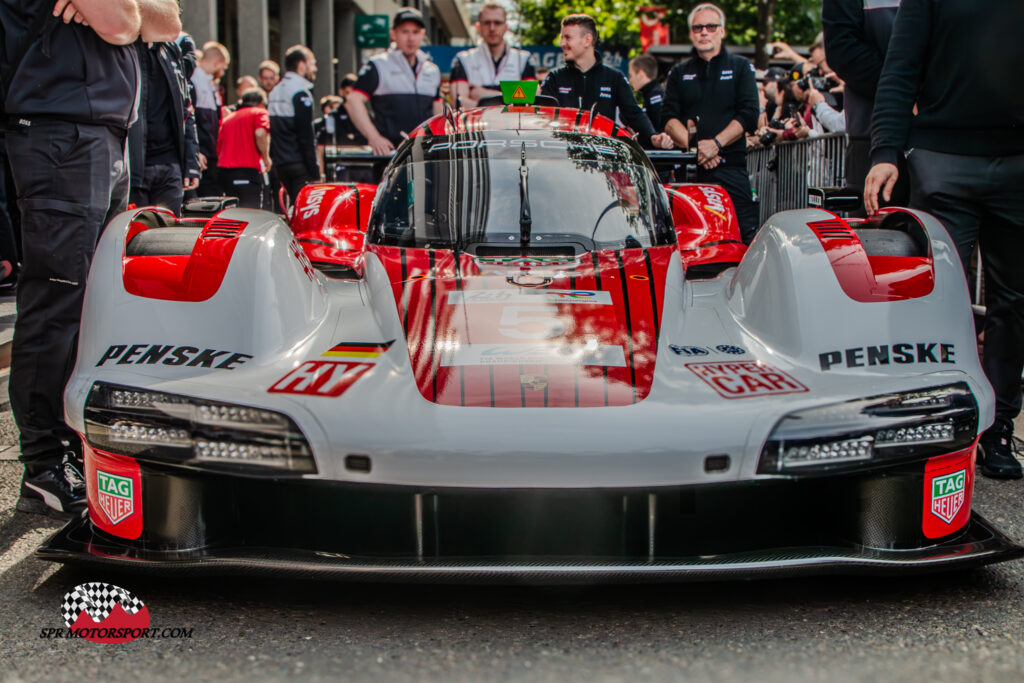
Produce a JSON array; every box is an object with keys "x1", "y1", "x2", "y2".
[{"x1": 516, "y1": 0, "x2": 821, "y2": 53}]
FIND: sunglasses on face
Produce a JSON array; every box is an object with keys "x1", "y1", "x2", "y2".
[{"x1": 690, "y1": 23, "x2": 721, "y2": 34}]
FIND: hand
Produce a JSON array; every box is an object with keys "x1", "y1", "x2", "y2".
[
  {"x1": 53, "y1": 0, "x2": 88, "y2": 25},
  {"x1": 696, "y1": 139, "x2": 720, "y2": 165},
  {"x1": 650, "y1": 133, "x2": 674, "y2": 150},
  {"x1": 197, "y1": 152, "x2": 208, "y2": 171},
  {"x1": 369, "y1": 135, "x2": 395, "y2": 156},
  {"x1": 864, "y1": 163, "x2": 899, "y2": 215},
  {"x1": 182, "y1": 175, "x2": 199, "y2": 191},
  {"x1": 700, "y1": 155, "x2": 722, "y2": 171},
  {"x1": 807, "y1": 88, "x2": 825, "y2": 106},
  {"x1": 262, "y1": 156, "x2": 272, "y2": 173}
]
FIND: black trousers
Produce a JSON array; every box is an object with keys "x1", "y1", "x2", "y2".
[
  {"x1": 129, "y1": 162, "x2": 183, "y2": 216},
  {"x1": 908, "y1": 148, "x2": 1024, "y2": 429},
  {"x1": 696, "y1": 162, "x2": 759, "y2": 243},
  {"x1": 195, "y1": 163, "x2": 220, "y2": 198},
  {"x1": 218, "y1": 167, "x2": 264, "y2": 209},
  {"x1": 5, "y1": 120, "x2": 129, "y2": 465},
  {"x1": 277, "y1": 162, "x2": 314, "y2": 206}
]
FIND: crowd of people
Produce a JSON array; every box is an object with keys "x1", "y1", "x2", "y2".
[{"x1": 0, "y1": 0, "x2": 1021, "y2": 520}]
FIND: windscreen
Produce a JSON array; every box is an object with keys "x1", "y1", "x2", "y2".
[{"x1": 368, "y1": 132, "x2": 675, "y2": 251}]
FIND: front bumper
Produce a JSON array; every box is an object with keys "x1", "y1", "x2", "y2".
[
  {"x1": 37, "y1": 512, "x2": 1022, "y2": 583},
  {"x1": 37, "y1": 454, "x2": 1024, "y2": 582}
]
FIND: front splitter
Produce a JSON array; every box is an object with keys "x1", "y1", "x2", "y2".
[{"x1": 36, "y1": 512, "x2": 1024, "y2": 584}]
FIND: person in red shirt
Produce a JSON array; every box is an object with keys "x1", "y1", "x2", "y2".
[{"x1": 217, "y1": 89, "x2": 271, "y2": 208}]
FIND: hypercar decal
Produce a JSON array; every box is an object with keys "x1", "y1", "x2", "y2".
[
  {"x1": 372, "y1": 245, "x2": 672, "y2": 407},
  {"x1": 686, "y1": 361, "x2": 808, "y2": 399},
  {"x1": 322, "y1": 340, "x2": 395, "y2": 358}
]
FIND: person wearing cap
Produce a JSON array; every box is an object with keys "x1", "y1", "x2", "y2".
[
  {"x1": 450, "y1": 2, "x2": 536, "y2": 109},
  {"x1": 346, "y1": 8, "x2": 443, "y2": 156}
]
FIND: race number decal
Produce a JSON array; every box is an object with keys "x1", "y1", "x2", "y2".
[{"x1": 686, "y1": 361, "x2": 808, "y2": 399}]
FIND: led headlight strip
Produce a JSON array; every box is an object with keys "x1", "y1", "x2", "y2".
[
  {"x1": 758, "y1": 383, "x2": 977, "y2": 475},
  {"x1": 85, "y1": 382, "x2": 316, "y2": 475}
]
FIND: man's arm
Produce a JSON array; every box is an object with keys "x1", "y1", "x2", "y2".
[
  {"x1": 345, "y1": 91, "x2": 391, "y2": 155},
  {"x1": 54, "y1": 0, "x2": 140, "y2": 45},
  {"x1": 822, "y1": 0, "x2": 885, "y2": 98},
  {"x1": 808, "y1": 89, "x2": 846, "y2": 133},
  {"x1": 293, "y1": 91, "x2": 318, "y2": 179},
  {"x1": 661, "y1": 65, "x2": 688, "y2": 147},
  {"x1": 254, "y1": 127, "x2": 271, "y2": 171},
  {"x1": 614, "y1": 72, "x2": 657, "y2": 142},
  {"x1": 138, "y1": 0, "x2": 181, "y2": 42}
]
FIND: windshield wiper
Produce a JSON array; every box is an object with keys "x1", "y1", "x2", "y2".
[{"x1": 519, "y1": 142, "x2": 532, "y2": 251}]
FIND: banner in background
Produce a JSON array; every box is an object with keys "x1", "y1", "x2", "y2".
[{"x1": 639, "y1": 7, "x2": 670, "y2": 54}]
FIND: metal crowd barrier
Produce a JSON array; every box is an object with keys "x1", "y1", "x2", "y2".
[{"x1": 747, "y1": 133, "x2": 847, "y2": 225}]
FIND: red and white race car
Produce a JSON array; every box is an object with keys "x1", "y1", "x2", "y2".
[{"x1": 39, "y1": 101, "x2": 1022, "y2": 581}]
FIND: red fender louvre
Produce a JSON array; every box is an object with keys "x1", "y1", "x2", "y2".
[
  {"x1": 808, "y1": 212, "x2": 935, "y2": 303},
  {"x1": 121, "y1": 219, "x2": 246, "y2": 302}
]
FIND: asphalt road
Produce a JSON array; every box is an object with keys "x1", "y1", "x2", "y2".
[{"x1": 1, "y1": 405, "x2": 1023, "y2": 682}]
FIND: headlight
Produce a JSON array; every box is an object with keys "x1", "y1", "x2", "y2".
[
  {"x1": 84, "y1": 382, "x2": 316, "y2": 475},
  {"x1": 758, "y1": 383, "x2": 977, "y2": 475}
]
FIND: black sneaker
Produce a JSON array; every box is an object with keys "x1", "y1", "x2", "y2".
[
  {"x1": 16, "y1": 451, "x2": 87, "y2": 519},
  {"x1": 978, "y1": 422, "x2": 1024, "y2": 480}
]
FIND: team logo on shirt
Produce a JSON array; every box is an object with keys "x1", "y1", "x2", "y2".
[
  {"x1": 682, "y1": 73, "x2": 696, "y2": 81},
  {"x1": 558, "y1": 86, "x2": 571, "y2": 94},
  {"x1": 650, "y1": 95, "x2": 663, "y2": 104},
  {"x1": 721, "y1": 69, "x2": 733, "y2": 81}
]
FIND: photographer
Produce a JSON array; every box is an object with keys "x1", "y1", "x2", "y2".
[{"x1": 785, "y1": 76, "x2": 845, "y2": 135}]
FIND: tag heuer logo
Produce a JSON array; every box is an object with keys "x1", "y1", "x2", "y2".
[
  {"x1": 97, "y1": 470, "x2": 134, "y2": 525},
  {"x1": 930, "y1": 469, "x2": 966, "y2": 524}
]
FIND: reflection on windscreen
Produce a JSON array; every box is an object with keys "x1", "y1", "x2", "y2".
[{"x1": 370, "y1": 134, "x2": 674, "y2": 250}]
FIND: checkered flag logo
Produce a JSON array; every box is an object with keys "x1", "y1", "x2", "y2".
[{"x1": 61, "y1": 582, "x2": 146, "y2": 628}]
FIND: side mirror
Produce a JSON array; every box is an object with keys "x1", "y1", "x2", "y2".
[{"x1": 808, "y1": 187, "x2": 862, "y2": 213}]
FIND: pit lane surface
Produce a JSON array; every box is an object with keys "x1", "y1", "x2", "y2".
[{"x1": 1, "y1": 419, "x2": 1024, "y2": 681}]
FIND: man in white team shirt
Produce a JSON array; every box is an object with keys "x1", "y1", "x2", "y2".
[{"x1": 450, "y1": 2, "x2": 536, "y2": 109}]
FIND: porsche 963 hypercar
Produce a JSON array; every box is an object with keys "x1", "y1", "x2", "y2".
[{"x1": 39, "y1": 89, "x2": 1022, "y2": 581}]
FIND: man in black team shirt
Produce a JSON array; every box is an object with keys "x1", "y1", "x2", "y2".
[
  {"x1": 865, "y1": 0, "x2": 1024, "y2": 479},
  {"x1": 129, "y1": 38, "x2": 201, "y2": 216},
  {"x1": 1, "y1": 0, "x2": 181, "y2": 517},
  {"x1": 662, "y1": 3, "x2": 759, "y2": 243},
  {"x1": 628, "y1": 54, "x2": 665, "y2": 132},
  {"x1": 540, "y1": 14, "x2": 672, "y2": 150}
]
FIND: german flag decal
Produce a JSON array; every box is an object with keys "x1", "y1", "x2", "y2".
[{"x1": 322, "y1": 340, "x2": 395, "y2": 358}]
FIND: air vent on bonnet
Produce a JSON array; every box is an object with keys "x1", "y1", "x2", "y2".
[
  {"x1": 809, "y1": 219, "x2": 855, "y2": 240},
  {"x1": 201, "y1": 219, "x2": 247, "y2": 239}
]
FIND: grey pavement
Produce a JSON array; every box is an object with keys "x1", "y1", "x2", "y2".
[{"x1": 1, "y1": 292, "x2": 1024, "y2": 682}]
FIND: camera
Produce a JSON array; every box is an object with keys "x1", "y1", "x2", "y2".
[
  {"x1": 797, "y1": 75, "x2": 829, "y2": 92},
  {"x1": 758, "y1": 130, "x2": 779, "y2": 146}
]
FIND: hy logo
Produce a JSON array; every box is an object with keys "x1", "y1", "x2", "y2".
[
  {"x1": 97, "y1": 470, "x2": 133, "y2": 525},
  {"x1": 61, "y1": 583, "x2": 150, "y2": 643},
  {"x1": 931, "y1": 469, "x2": 966, "y2": 524}
]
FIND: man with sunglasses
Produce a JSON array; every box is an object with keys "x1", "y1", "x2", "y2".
[
  {"x1": 663, "y1": 3, "x2": 760, "y2": 243},
  {"x1": 451, "y1": 2, "x2": 535, "y2": 109}
]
